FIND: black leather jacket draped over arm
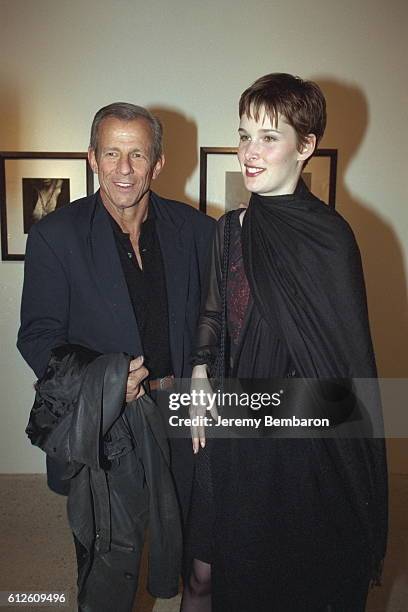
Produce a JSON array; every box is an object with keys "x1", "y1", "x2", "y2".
[{"x1": 26, "y1": 344, "x2": 182, "y2": 599}]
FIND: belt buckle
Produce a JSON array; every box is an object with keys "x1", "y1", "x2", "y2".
[{"x1": 159, "y1": 375, "x2": 170, "y2": 389}]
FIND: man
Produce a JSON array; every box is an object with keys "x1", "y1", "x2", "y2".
[{"x1": 17, "y1": 103, "x2": 215, "y2": 610}]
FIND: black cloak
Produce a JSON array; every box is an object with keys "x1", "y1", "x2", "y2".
[
  {"x1": 191, "y1": 180, "x2": 387, "y2": 610},
  {"x1": 240, "y1": 180, "x2": 387, "y2": 577}
]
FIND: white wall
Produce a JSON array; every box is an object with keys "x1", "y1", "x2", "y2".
[{"x1": 0, "y1": 0, "x2": 407, "y2": 472}]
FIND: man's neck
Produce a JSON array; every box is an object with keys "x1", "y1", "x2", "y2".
[{"x1": 101, "y1": 192, "x2": 150, "y2": 237}]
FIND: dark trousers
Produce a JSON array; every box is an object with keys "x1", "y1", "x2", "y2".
[{"x1": 74, "y1": 449, "x2": 149, "y2": 612}]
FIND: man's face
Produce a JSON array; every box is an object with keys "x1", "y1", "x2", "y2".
[
  {"x1": 237, "y1": 107, "x2": 314, "y2": 197},
  {"x1": 88, "y1": 117, "x2": 163, "y2": 213}
]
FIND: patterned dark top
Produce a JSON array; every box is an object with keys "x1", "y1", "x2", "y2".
[{"x1": 226, "y1": 210, "x2": 250, "y2": 348}]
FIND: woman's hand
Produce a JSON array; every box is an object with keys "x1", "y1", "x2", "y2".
[{"x1": 190, "y1": 364, "x2": 219, "y2": 453}]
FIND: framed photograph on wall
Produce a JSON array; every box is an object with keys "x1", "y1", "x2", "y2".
[
  {"x1": 199, "y1": 147, "x2": 337, "y2": 219},
  {"x1": 0, "y1": 152, "x2": 94, "y2": 260}
]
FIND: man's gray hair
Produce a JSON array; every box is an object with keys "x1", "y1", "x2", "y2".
[{"x1": 90, "y1": 102, "x2": 163, "y2": 164}]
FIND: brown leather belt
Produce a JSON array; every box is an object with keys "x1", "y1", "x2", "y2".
[{"x1": 147, "y1": 374, "x2": 175, "y2": 392}]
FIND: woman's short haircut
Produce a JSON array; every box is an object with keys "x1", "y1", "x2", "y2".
[
  {"x1": 90, "y1": 102, "x2": 163, "y2": 164},
  {"x1": 239, "y1": 73, "x2": 327, "y2": 150}
]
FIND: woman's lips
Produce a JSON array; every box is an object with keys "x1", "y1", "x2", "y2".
[{"x1": 245, "y1": 166, "x2": 265, "y2": 177}]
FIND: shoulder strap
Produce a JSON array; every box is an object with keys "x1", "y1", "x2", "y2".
[{"x1": 215, "y1": 211, "x2": 234, "y2": 384}]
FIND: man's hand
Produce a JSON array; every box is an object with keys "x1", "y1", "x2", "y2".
[
  {"x1": 126, "y1": 355, "x2": 149, "y2": 403},
  {"x1": 190, "y1": 364, "x2": 219, "y2": 454}
]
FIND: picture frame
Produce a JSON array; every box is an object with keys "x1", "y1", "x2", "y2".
[
  {"x1": 199, "y1": 147, "x2": 337, "y2": 219},
  {"x1": 0, "y1": 152, "x2": 94, "y2": 261}
]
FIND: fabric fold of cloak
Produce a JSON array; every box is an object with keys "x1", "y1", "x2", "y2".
[{"x1": 240, "y1": 179, "x2": 388, "y2": 581}]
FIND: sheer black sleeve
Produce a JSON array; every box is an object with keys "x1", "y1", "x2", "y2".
[{"x1": 191, "y1": 215, "x2": 226, "y2": 369}]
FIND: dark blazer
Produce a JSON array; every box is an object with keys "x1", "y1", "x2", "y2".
[
  {"x1": 17, "y1": 190, "x2": 215, "y2": 379},
  {"x1": 17, "y1": 191, "x2": 215, "y2": 497}
]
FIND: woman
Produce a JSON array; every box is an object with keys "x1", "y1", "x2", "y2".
[{"x1": 181, "y1": 74, "x2": 387, "y2": 611}]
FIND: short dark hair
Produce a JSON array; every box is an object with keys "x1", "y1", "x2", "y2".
[
  {"x1": 89, "y1": 102, "x2": 163, "y2": 164},
  {"x1": 239, "y1": 73, "x2": 326, "y2": 150}
]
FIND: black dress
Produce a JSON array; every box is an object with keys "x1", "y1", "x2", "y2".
[{"x1": 189, "y1": 185, "x2": 387, "y2": 611}]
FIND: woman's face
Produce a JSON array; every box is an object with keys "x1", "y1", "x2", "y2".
[{"x1": 237, "y1": 107, "x2": 314, "y2": 197}]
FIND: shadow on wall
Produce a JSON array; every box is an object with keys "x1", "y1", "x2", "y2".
[
  {"x1": 148, "y1": 106, "x2": 198, "y2": 209},
  {"x1": 314, "y1": 77, "x2": 408, "y2": 379},
  {"x1": 314, "y1": 77, "x2": 408, "y2": 612}
]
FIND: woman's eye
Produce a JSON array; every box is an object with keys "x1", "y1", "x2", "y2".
[
  {"x1": 264, "y1": 136, "x2": 277, "y2": 143},
  {"x1": 239, "y1": 135, "x2": 250, "y2": 142}
]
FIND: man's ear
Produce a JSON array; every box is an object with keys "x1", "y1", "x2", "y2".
[
  {"x1": 88, "y1": 147, "x2": 98, "y2": 174},
  {"x1": 152, "y1": 154, "x2": 165, "y2": 180},
  {"x1": 297, "y1": 134, "x2": 317, "y2": 163}
]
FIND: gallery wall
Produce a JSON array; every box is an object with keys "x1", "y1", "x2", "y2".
[{"x1": 0, "y1": 0, "x2": 407, "y2": 472}]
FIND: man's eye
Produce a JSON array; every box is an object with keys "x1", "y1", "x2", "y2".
[
  {"x1": 131, "y1": 152, "x2": 142, "y2": 159},
  {"x1": 106, "y1": 151, "x2": 118, "y2": 157}
]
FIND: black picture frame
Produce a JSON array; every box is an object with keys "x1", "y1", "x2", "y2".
[
  {"x1": 199, "y1": 147, "x2": 337, "y2": 218},
  {"x1": 0, "y1": 152, "x2": 94, "y2": 261}
]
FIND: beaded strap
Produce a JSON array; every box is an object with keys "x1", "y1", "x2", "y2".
[{"x1": 214, "y1": 211, "x2": 233, "y2": 387}]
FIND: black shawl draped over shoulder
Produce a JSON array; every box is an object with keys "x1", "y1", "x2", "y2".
[
  {"x1": 240, "y1": 179, "x2": 387, "y2": 581},
  {"x1": 242, "y1": 180, "x2": 374, "y2": 378}
]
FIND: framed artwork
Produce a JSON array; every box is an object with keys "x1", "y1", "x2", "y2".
[
  {"x1": 0, "y1": 152, "x2": 94, "y2": 260},
  {"x1": 199, "y1": 147, "x2": 337, "y2": 219}
]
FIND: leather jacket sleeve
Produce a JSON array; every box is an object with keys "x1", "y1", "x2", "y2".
[{"x1": 26, "y1": 344, "x2": 129, "y2": 478}]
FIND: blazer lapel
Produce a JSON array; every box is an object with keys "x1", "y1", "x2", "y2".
[
  {"x1": 151, "y1": 193, "x2": 190, "y2": 377},
  {"x1": 87, "y1": 196, "x2": 143, "y2": 356}
]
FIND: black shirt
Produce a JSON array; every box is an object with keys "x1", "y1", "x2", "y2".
[{"x1": 108, "y1": 204, "x2": 172, "y2": 379}]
